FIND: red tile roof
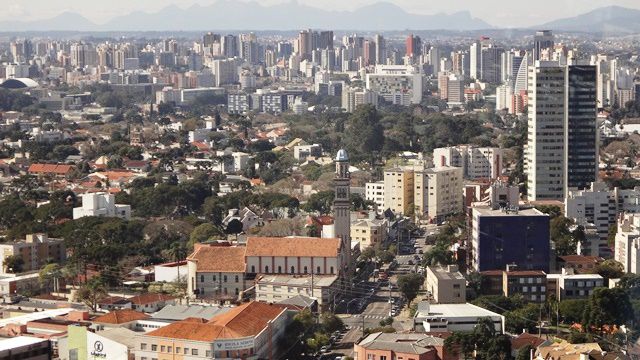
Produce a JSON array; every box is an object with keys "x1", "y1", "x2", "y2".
[
  {"x1": 188, "y1": 246, "x2": 246, "y2": 273},
  {"x1": 145, "y1": 301, "x2": 290, "y2": 342},
  {"x1": 28, "y1": 163, "x2": 74, "y2": 175},
  {"x1": 245, "y1": 237, "x2": 340, "y2": 258},
  {"x1": 511, "y1": 333, "x2": 545, "y2": 351},
  {"x1": 127, "y1": 293, "x2": 176, "y2": 305},
  {"x1": 93, "y1": 309, "x2": 150, "y2": 324}
]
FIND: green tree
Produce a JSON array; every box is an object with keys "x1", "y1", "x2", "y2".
[
  {"x1": 39, "y1": 263, "x2": 62, "y2": 292},
  {"x1": 3, "y1": 255, "x2": 24, "y2": 273},
  {"x1": 76, "y1": 277, "x2": 108, "y2": 311},
  {"x1": 505, "y1": 303, "x2": 540, "y2": 333},
  {"x1": 422, "y1": 245, "x2": 455, "y2": 267},
  {"x1": 445, "y1": 317, "x2": 511, "y2": 360},
  {"x1": 582, "y1": 287, "x2": 634, "y2": 331},
  {"x1": 303, "y1": 191, "x2": 334, "y2": 215},
  {"x1": 593, "y1": 259, "x2": 624, "y2": 280},
  {"x1": 320, "y1": 312, "x2": 344, "y2": 333},
  {"x1": 618, "y1": 273, "x2": 640, "y2": 298},
  {"x1": 342, "y1": 104, "x2": 384, "y2": 162},
  {"x1": 189, "y1": 223, "x2": 223, "y2": 246},
  {"x1": 225, "y1": 219, "x2": 244, "y2": 236},
  {"x1": 558, "y1": 299, "x2": 588, "y2": 324},
  {"x1": 397, "y1": 273, "x2": 424, "y2": 305},
  {"x1": 516, "y1": 344, "x2": 534, "y2": 360},
  {"x1": 550, "y1": 216, "x2": 576, "y2": 256}
]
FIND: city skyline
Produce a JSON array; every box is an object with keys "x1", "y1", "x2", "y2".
[{"x1": 3, "y1": 0, "x2": 640, "y2": 29}]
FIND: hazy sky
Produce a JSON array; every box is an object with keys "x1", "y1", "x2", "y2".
[{"x1": 3, "y1": 0, "x2": 640, "y2": 27}]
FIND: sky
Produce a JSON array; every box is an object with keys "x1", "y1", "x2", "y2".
[{"x1": 3, "y1": 0, "x2": 640, "y2": 28}]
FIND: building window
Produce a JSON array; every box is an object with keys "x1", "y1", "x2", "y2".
[
  {"x1": 161, "y1": 346, "x2": 165, "y2": 352},
  {"x1": 235, "y1": 275, "x2": 239, "y2": 282},
  {"x1": 278, "y1": 266, "x2": 282, "y2": 273},
  {"x1": 176, "y1": 347, "x2": 181, "y2": 353},
  {"x1": 235, "y1": 288, "x2": 239, "y2": 295},
  {"x1": 192, "y1": 349, "x2": 198, "y2": 356},
  {"x1": 265, "y1": 266, "x2": 269, "y2": 273},
  {"x1": 224, "y1": 275, "x2": 228, "y2": 282},
  {"x1": 151, "y1": 345, "x2": 157, "y2": 351},
  {"x1": 317, "y1": 266, "x2": 321, "y2": 274},
  {"x1": 304, "y1": 266, "x2": 308, "y2": 274},
  {"x1": 206, "y1": 351, "x2": 212, "y2": 357},
  {"x1": 330, "y1": 266, "x2": 334, "y2": 274},
  {"x1": 213, "y1": 275, "x2": 217, "y2": 281},
  {"x1": 251, "y1": 265, "x2": 255, "y2": 273},
  {"x1": 184, "y1": 348, "x2": 189, "y2": 354},
  {"x1": 291, "y1": 266, "x2": 295, "y2": 274},
  {"x1": 168, "y1": 346, "x2": 172, "y2": 353},
  {"x1": 140, "y1": 344, "x2": 147, "y2": 350},
  {"x1": 200, "y1": 275, "x2": 204, "y2": 283}
]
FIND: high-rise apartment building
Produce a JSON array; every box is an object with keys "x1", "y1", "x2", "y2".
[
  {"x1": 565, "y1": 65, "x2": 598, "y2": 191},
  {"x1": 221, "y1": 34, "x2": 238, "y2": 58},
  {"x1": 414, "y1": 167, "x2": 463, "y2": 223},
  {"x1": 533, "y1": 30, "x2": 554, "y2": 61},
  {"x1": 374, "y1": 34, "x2": 386, "y2": 65},
  {"x1": 615, "y1": 213, "x2": 640, "y2": 274},
  {"x1": 319, "y1": 31, "x2": 334, "y2": 50},
  {"x1": 433, "y1": 146, "x2": 503, "y2": 179},
  {"x1": 526, "y1": 61, "x2": 597, "y2": 201},
  {"x1": 384, "y1": 168, "x2": 415, "y2": 216},
  {"x1": 406, "y1": 34, "x2": 421, "y2": 58}
]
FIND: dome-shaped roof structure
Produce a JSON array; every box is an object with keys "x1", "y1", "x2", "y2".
[
  {"x1": 0, "y1": 78, "x2": 39, "y2": 89},
  {"x1": 335, "y1": 149, "x2": 349, "y2": 162}
]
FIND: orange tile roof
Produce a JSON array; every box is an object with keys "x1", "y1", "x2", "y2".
[
  {"x1": 191, "y1": 141, "x2": 211, "y2": 151},
  {"x1": 246, "y1": 237, "x2": 340, "y2": 258},
  {"x1": 188, "y1": 246, "x2": 246, "y2": 273},
  {"x1": 93, "y1": 309, "x2": 150, "y2": 324},
  {"x1": 28, "y1": 163, "x2": 74, "y2": 175},
  {"x1": 511, "y1": 333, "x2": 545, "y2": 351},
  {"x1": 127, "y1": 293, "x2": 176, "y2": 305},
  {"x1": 146, "y1": 301, "x2": 290, "y2": 342}
]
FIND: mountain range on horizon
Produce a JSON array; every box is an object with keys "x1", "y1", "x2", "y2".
[{"x1": 0, "y1": 2, "x2": 639, "y2": 33}]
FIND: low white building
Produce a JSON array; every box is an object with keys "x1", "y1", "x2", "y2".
[
  {"x1": 413, "y1": 302, "x2": 504, "y2": 333},
  {"x1": 294, "y1": 144, "x2": 322, "y2": 160},
  {"x1": 154, "y1": 261, "x2": 188, "y2": 282},
  {"x1": 547, "y1": 270, "x2": 605, "y2": 300},
  {"x1": 73, "y1": 192, "x2": 131, "y2": 220},
  {"x1": 255, "y1": 274, "x2": 338, "y2": 309},
  {"x1": 222, "y1": 207, "x2": 263, "y2": 232},
  {"x1": 0, "y1": 336, "x2": 51, "y2": 359}
]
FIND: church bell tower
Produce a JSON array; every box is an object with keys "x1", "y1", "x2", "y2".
[{"x1": 334, "y1": 149, "x2": 352, "y2": 278}]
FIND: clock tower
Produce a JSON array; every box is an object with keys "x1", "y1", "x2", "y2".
[{"x1": 334, "y1": 149, "x2": 352, "y2": 278}]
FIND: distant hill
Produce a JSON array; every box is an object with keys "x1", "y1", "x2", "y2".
[
  {"x1": 0, "y1": 11, "x2": 96, "y2": 32},
  {"x1": 0, "y1": 1, "x2": 492, "y2": 32},
  {"x1": 539, "y1": 5, "x2": 640, "y2": 33}
]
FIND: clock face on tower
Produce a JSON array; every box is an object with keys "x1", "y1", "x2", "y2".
[{"x1": 337, "y1": 187, "x2": 347, "y2": 199}]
